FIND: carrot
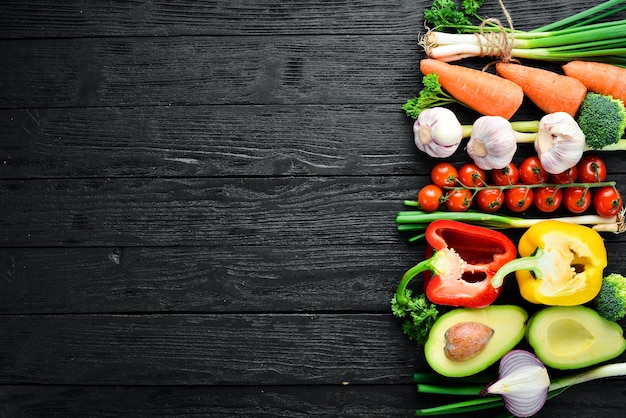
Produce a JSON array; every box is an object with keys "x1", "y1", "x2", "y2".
[
  {"x1": 562, "y1": 60, "x2": 626, "y2": 105},
  {"x1": 495, "y1": 62, "x2": 587, "y2": 117},
  {"x1": 419, "y1": 59, "x2": 524, "y2": 120}
]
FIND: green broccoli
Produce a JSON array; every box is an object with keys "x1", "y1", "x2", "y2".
[
  {"x1": 577, "y1": 92, "x2": 626, "y2": 150},
  {"x1": 391, "y1": 288, "x2": 440, "y2": 345},
  {"x1": 402, "y1": 73, "x2": 467, "y2": 119},
  {"x1": 593, "y1": 273, "x2": 626, "y2": 322}
]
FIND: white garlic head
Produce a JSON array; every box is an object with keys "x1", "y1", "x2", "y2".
[
  {"x1": 413, "y1": 107, "x2": 463, "y2": 158},
  {"x1": 467, "y1": 116, "x2": 517, "y2": 170},
  {"x1": 534, "y1": 112, "x2": 586, "y2": 174}
]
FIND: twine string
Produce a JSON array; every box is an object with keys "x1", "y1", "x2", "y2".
[{"x1": 475, "y1": 0, "x2": 517, "y2": 63}]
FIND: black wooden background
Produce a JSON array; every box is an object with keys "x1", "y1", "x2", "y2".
[{"x1": 1, "y1": 1, "x2": 625, "y2": 416}]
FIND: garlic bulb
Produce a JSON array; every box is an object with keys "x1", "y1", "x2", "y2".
[
  {"x1": 413, "y1": 107, "x2": 463, "y2": 158},
  {"x1": 467, "y1": 116, "x2": 517, "y2": 170},
  {"x1": 534, "y1": 112, "x2": 585, "y2": 174}
]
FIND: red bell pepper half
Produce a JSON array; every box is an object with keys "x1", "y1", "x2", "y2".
[{"x1": 395, "y1": 219, "x2": 517, "y2": 308}]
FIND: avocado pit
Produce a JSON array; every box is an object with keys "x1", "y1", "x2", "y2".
[
  {"x1": 444, "y1": 321, "x2": 494, "y2": 361},
  {"x1": 424, "y1": 305, "x2": 528, "y2": 377}
]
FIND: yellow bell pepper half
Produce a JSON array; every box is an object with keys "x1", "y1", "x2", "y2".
[{"x1": 491, "y1": 220, "x2": 607, "y2": 306}]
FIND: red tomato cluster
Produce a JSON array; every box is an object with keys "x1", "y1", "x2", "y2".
[{"x1": 419, "y1": 156, "x2": 623, "y2": 217}]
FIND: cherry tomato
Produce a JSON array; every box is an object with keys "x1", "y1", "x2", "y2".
[
  {"x1": 549, "y1": 166, "x2": 578, "y2": 184},
  {"x1": 593, "y1": 186, "x2": 623, "y2": 217},
  {"x1": 577, "y1": 155, "x2": 607, "y2": 183},
  {"x1": 564, "y1": 187, "x2": 591, "y2": 214},
  {"x1": 519, "y1": 156, "x2": 549, "y2": 185},
  {"x1": 534, "y1": 187, "x2": 563, "y2": 213},
  {"x1": 490, "y1": 162, "x2": 519, "y2": 186},
  {"x1": 431, "y1": 162, "x2": 458, "y2": 188},
  {"x1": 445, "y1": 189, "x2": 473, "y2": 212},
  {"x1": 476, "y1": 188, "x2": 504, "y2": 213},
  {"x1": 504, "y1": 187, "x2": 534, "y2": 213},
  {"x1": 458, "y1": 163, "x2": 487, "y2": 187},
  {"x1": 417, "y1": 184, "x2": 444, "y2": 212}
]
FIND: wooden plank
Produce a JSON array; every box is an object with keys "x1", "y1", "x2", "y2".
[
  {"x1": 3, "y1": 176, "x2": 626, "y2": 247},
  {"x1": 0, "y1": 381, "x2": 624, "y2": 417},
  {"x1": 0, "y1": 244, "x2": 414, "y2": 314},
  {"x1": 0, "y1": 176, "x2": 416, "y2": 247},
  {"x1": 0, "y1": 105, "x2": 419, "y2": 179},
  {"x1": 0, "y1": 0, "x2": 421, "y2": 38},
  {"x1": 0, "y1": 0, "x2": 587, "y2": 39},
  {"x1": 0, "y1": 313, "x2": 421, "y2": 385},
  {"x1": 0, "y1": 35, "x2": 421, "y2": 108},
  {"x1": 2, "y1": 241, "x2": 625, "y2": 315},
  {"x1": 0, "y1": 384, "x2": 421, "y2": 418}
]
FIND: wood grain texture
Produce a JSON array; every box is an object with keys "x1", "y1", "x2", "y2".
[
  {"x1": 0, "y1": 384, "x2": 421, "y2": 418},
  {"x1": 0, "y1": 176, "x2": 413, "y2": 246},
  {"x1": 0, "y1": 313, "x2": 420, "y2": 385},
  {"x1": 0, "y1": 244, "x2": 411, "y2": 314},
  {"x1": 0, "y1": 381, "x2": 623, "y2": 418},
  {"x1": 0, "y1": 0, "x2": 591, "y2": 38},
  {"x1": 0, "y1": 105, "x2": 419, "y2": 179},
  {"x1": 0, "y1": 35, "x2": 422, "y2": 108}
]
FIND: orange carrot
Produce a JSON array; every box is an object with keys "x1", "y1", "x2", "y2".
[
  {"x1": 419, "y1": 59, "x2": 524, "y2": 120},
  {"x1": 562, "y1": 60, "x2": 626, "y2": 105},
  {"x1": 495, "y1": 62, "x2": 587, "y2": 117}
]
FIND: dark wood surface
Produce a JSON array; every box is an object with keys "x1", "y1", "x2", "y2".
[{"x1": 1, "y1": 1, "x2": 625, "y2": 416}]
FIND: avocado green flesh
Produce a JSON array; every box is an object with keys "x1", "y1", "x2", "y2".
[
  {"x1": 424, "y1": 305, "x2": 528, "y2": 378},
  {"x1": 527, "y1": 305, "x2": 626, "y2": 370}
]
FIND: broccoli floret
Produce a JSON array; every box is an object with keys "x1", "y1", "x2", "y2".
[
  {"x1": 577, "y1": 93, "x2": 626, "y2": 150},
  {"x1": 402, "y1": 73, "x2": 462, "y2": 119},
  {"x1": 391, "y1": 288, "x2": 440, "y2": 345},
  {"x1": 593, "y1": 273, "x2": 626, "y2": 322}
]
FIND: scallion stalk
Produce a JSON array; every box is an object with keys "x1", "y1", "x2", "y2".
[
  {"x1": 415, "y1": 396, "x2": 505, "y2": 416},
  {"x1": 549, "y1": 362, "x2": 626, "y2": 390},
  {"x1": 531, "y1": 0, "x2": 626, "y2": 32},
  {"x1": 422, "y1": 0, "x2": 626, "y2": 64},
  {"x1": 417, "y1": 383, "x2": 486, "y2": 396},
  {"x1": 395, "y1": 207, "x2": 624, "y2": 241}
]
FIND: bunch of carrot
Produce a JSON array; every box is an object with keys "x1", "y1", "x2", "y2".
[{"x1": 420, "y1": 58, "x2": 626, "y2": 120}]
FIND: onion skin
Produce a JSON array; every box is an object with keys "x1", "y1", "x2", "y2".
[{"x1": 484, "y1": 350, "x2": 550, "y2": 417}]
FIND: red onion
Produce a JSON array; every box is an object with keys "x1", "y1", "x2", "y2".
[{"x1": 483, "y1": 350, "x2": 550, "y2": 417}]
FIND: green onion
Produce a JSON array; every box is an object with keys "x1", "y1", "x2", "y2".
[
  {"x1": 549, "y1": 362, "x2": 626, "y2": 390},
  {"x1": 415, "y1": 396, "x2": 505, "y2": 416},
  {"x1": 423, "y1": 0, "x2": 626, "y2": 65},
  {"x1": 396, "y1": 206, "x2": 625, "y2": 242}
]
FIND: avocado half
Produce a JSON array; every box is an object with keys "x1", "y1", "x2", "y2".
[
  {"x1": 527, "y1": 305, "x2": 626, "y2": 370},
  {"x1": 424, "y1": 305, "x2": 528, "y2": 377}
]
